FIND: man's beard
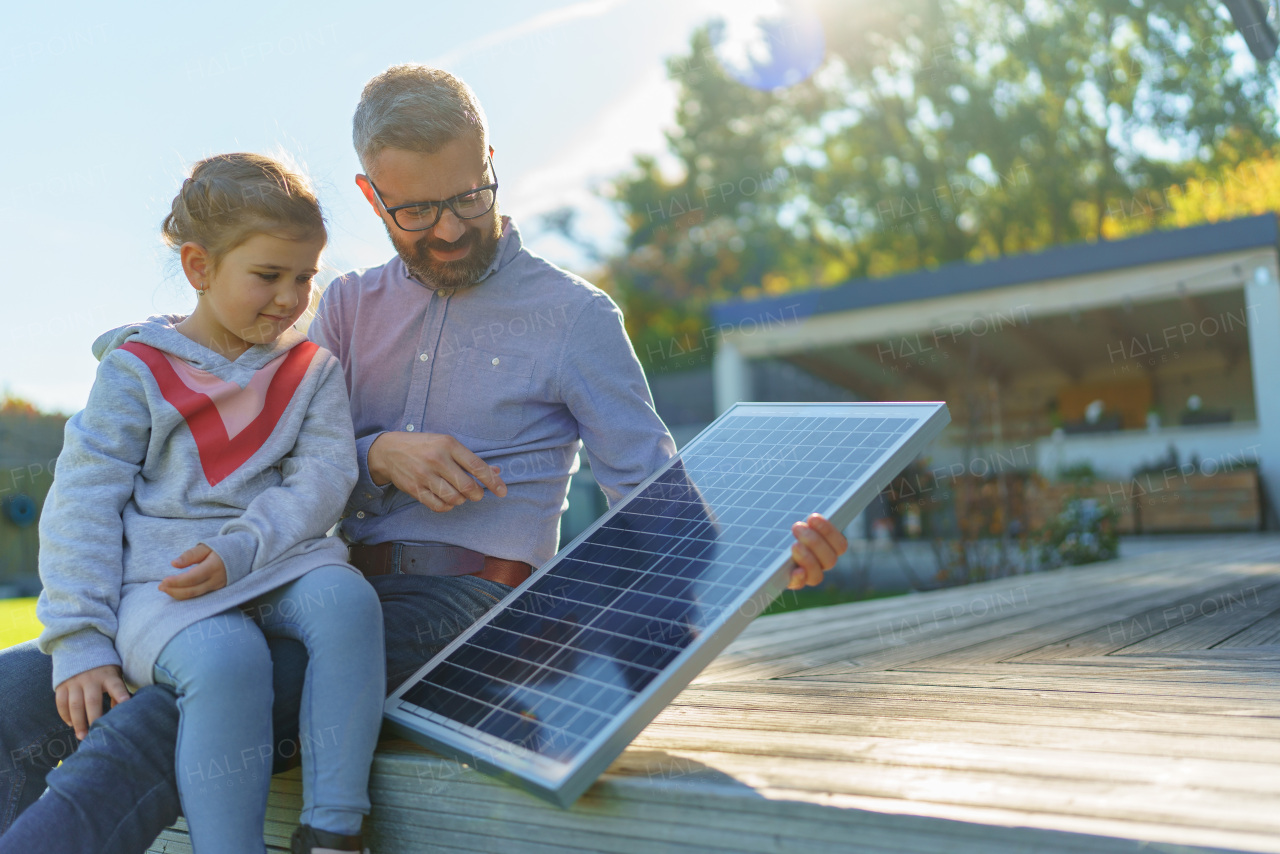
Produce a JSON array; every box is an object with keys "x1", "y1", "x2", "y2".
[{"x1": 389, "y1": 210, "x2": 504, "y2": 291}]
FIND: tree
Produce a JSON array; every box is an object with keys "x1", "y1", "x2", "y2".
[
  {"x1": 600, "y1": 0, "x2": 1280, "y2": 370},
  {"x1": 800, "y1": 0, "x2": 1279, "y2": 272},
  {"x1": 1101, "y1": 153, "x2": 1280, "y2": 236}
]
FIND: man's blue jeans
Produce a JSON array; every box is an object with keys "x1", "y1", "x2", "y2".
[{"x1": 0, "y1": 573, "x2": 512, "y2": 854}]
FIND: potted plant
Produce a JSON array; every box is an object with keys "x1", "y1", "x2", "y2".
[{"x1": 1035, "y1": 496, "x2": 1120, "y2": 568}]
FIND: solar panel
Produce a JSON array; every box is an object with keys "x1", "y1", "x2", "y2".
[{"x1": 383, "y1": 402, "x2": 950, "y2": 806}]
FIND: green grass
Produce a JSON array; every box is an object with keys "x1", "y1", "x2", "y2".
[{"x1": 0, "y1": 598, "x2": 41, "y2": 650}]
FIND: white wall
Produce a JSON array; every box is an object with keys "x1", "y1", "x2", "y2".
[
  {"x1": 1246, "y1": 264, "x2": 1280, "y2": 525},
  {"x1": 1033, "y1": 422, "x2": 1263, "y2": 480}
]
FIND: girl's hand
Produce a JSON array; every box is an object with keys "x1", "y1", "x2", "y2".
[
  {"x1": 56, "y1": 665, "x2": 131, "y2": 740},
  {"x1": 159, "y1": 544, "x2": 228, "y2": 600}
]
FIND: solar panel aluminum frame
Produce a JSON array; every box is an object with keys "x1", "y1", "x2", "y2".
[{"x1": 383, "y1": 401, "x2": 951, "y2": 807}]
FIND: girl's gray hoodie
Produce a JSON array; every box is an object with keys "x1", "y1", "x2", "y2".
[{"x1": 36, "y1": 314, "x2": 359, "y2": 689}]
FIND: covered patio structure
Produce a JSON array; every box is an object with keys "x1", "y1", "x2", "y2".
[{"x1": 711, "y1": 214, "x2": 1280, "y2": 532}]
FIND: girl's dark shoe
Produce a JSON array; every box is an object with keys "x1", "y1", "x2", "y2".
[{"x1": 290, "y1": 823, "x2": 368, "y2": 854}]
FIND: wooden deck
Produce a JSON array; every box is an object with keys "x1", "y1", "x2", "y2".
[{"x1": 149, "y1": 535, "x2": 1280, "y2": 853}]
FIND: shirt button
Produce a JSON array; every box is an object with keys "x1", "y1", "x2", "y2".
[
  {"x1": 439, "y1": 288, "x2": 453, "y2": 298},
  {"x1": 419, "y1": 353, "x2": 429, "y2": 361},
  {"x1": 491, "y1": 357, "x2": 500, "y2": 366},
  {"x1": 406, "y1": 424, "x2": 415, "y2": 431},
  {"x1": 356, "y1": 511, "x2": 366, "y2": 519},
  {"x1": 364, "y1": 492, "x2": 372, "y2": 499}
]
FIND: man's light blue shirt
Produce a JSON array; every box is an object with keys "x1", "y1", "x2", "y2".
[{"x1": 309, "y1": 216, "x2": 676, "y2": 569}]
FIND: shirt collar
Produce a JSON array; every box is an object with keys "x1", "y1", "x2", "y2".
[{"x1": 481, "y1": 215, "x2": 521, "y2": 281}]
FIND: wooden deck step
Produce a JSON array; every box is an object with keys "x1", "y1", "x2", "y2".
[{"x1": 147, "y1": 535, "x2": 1280, "y2": 853}]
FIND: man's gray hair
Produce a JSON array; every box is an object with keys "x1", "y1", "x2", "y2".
[{"x1": 352, "y1": 65, "x2": 488, "y2": 172}]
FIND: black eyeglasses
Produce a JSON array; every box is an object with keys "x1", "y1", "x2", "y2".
[{"x1": 367, "y1": 155, "x2": 499, "y2": 232}]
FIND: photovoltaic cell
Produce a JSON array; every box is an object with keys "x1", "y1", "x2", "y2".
[{"x1": 383, "y1": 402, "x2": 950, "y2": 805}]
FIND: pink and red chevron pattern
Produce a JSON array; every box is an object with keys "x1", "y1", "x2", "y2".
[{"x1": 121, "y1": 340, "x2": 318, "y2": 486}]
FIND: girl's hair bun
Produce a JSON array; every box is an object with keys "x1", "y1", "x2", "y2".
[{"x1": 162, "y1": 153, "x2": 326, "y2": 266}]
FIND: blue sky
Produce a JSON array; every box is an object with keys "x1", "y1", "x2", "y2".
[{"x1": 0, "y1": 0, "x2": 780, "y2": 414}]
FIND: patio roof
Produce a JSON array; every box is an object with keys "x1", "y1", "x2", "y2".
[{"x1": 712, "y1": 213, "x2": 1279, "y2": 328}]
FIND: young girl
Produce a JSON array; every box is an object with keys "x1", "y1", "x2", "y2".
[{"x1": 34, "y1": 153, "x2": 383, "y2": 854}]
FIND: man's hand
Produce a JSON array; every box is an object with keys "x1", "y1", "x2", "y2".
[
  {"x1": 368, "y1": 431, "x2": 507, "y2": 512},
  {"x1": 786, "y1": 513, "x2": 850, "y2": 590},
  {"x1": 56, "y1": 665, "x2": 130, "y2": 740},
  {"x1": 159, "y1": 543, "x2": 228, "y2": 600}
]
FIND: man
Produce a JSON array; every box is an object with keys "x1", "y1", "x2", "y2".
[{"x1": 0, "y1": 65, "x2": 847, "y2": 853}]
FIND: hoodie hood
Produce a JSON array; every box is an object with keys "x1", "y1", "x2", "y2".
[{"x1": 92, "y1": 314, "x2": 310, "y2": 378}]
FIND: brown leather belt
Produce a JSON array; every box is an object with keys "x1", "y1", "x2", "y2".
[{"x1": 348, "y1": 542, "x2": 532, "y2": 587}]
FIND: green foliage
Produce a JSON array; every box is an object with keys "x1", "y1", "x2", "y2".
[
  {"x1": 1057, "y1": 461, "x2": 1100, "y2": 484},
  {"x1": 600, "y1": 0, "x2": 1280, "y2": 342},
  {"x1": 812, "y1": 0, "x2": 1279, "y2": 270}
]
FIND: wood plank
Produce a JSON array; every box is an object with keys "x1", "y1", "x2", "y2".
[
  {"x1": 626, "y1": 727, "x2": 1280, "y2": 797},
  {"x1": 711, "y1": 559, "x2": 1280, "y2": 682},
  {"x1": 365, "y1": 749, "x2": 1163, "y2": 854},
  {"x1": 733, "y1": 542, "x2": 1280, "y2": 655},
  {"x1": 1014, "y1": 652, "x2": 1280, "y2": 670},
  {"x1": 146, "y1": 833, "x2": 196, "y2": 854},
  {"x1": 668, "y1": 684, "x2": 1280, "y2": 738},
  {"x1": 800, "y1": 602, "x2": 1188, "y2": 675},
  {"x1": 811, "y1": 565, "x2": 1280, "y2": 677},
  {"x1": 708, "y1": 785, "x2": 1280, "y2": 854},
  {"x1": 1109, "y1": 580, "x2": 1280, "y2": 655},
  {"x1": 904, "y1": 660, "x2": 1280, "y2": 684},
  {"x1": 602, "y1": 747, "x2": 1280, "y2": 836},
  {"x1": 367, "y1": 747, "x2": 1271, "y2": 854},
  {"x1": 371, "y1": 805, "x2": 647, "y2": 854},
  {"x1": 365, "y1": 790, "x2": 1190, "y2": 854},
  {"x1": 1007, "y1": 569, "x2": 1280, "y2": 662},
  {"x1": 371, "y1": 792, "x2": 834, "y2": 854},
  {"x1": 775, "y1": 666, "x2": 1280, "y2": 701},
  {"x1": 865, "y1": 574, "x2": 1280, "y2": 671},
  {"x1": 645, "y1": 704, "x2": 1280, "y2": 765},
  {"x1": 364, "y1": 770, "x2": 1223, "y2": 854},
  {"x1": 719, "y1": 549, "x2": 1198, "y2": 649},
  {"x1": 682, "y1": 679, "x2": 1280, "y2": 718},
  {"x1": 1218, "y1": 609, "x2": 1280, "y2": 646}
]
